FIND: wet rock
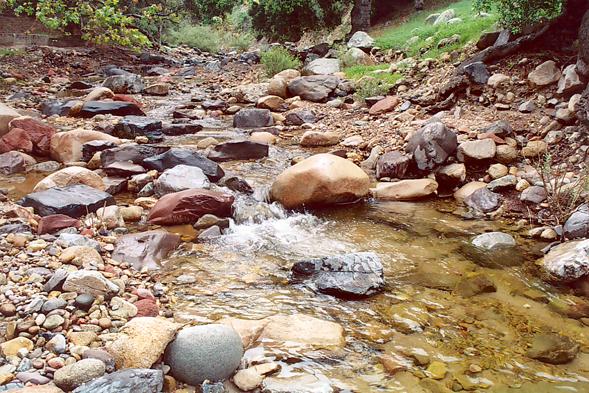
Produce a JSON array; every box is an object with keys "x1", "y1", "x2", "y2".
[
  {"x1": 144, "y1": 148, "x2": 225, "y2": 182},
  {"x1": 371, "y1": 179, "x2": 438, "y2": 201},
  {"x1": 376, "y1": 151, "x2": 411, "y2": 180},
  {"x1": 285, "y1": 109, "x2": 316, "y2": 126},
  {"x1": 563, "y1": 204, "x2": 589, "y2": 239},
  {"x1": 540, "y1": 239, "x2": 589, "y2": 282},
  {"x1": 233, "y1": 108, "x2": 274, "y2": 128},
  {"x1": 270, "y1": 153, "x2": 370, "y2": 209},
  {"x1": 75, "y1": 101, "x2": 145, "y2": 118},
  {"x1": 100, "y1": 144, "x2": 169, "y2": 168},
  {"x1": 20, "y1": 184, "x2": 115, "y2": 218},
  {"x1": 34, "y1": 166, "x2": 105, "y2": 192},
  {"x1": 299, "y1": 131, "x2": 340, "y2": 147},
  {"x1": 62, "y1": 270, "x2": 119, "y2": 297},
  {"x1": 208, "y1": 141, "x2": 269, "y2": 162},
  {"x1": 457, "y1": 139, "x2": 496, "y2": 161},
  {"x1": 303, "y1": 58, "x2": 340, "y2": 76},
  {"x1": 164, "y1": 324, "x2": 243, "y2": 386},
  {"x1": 53, "y1": 359, "x2": 106, "y2": 391},
  {"x1": 154, "y1": 165, "x2": 210, "y2": 196},
  {"x1": 288, "y1": 75, "x2": 340, "y2": 102},
  {"x1": 221, "y1": 176, "x2": 254, "y2": 194},
  {"x1": 112, "y1": 230, "x2": 181, "y2": 270},
  {"x1": 50, "y1": 129, "x2": 120, "y2": 163},
  {"x1": 0, "y1": 151, "x2": 32, "y2": 175},
  {"x1": 464, "y1": 62, "x2": 490, "y2": 84},
  {"x1": 0, "y1": 102, "x2": 21, "y2": 135},
  {"x1": 369, "y1": 96, "x2": 399, "y2": 115},
  {"x1": 148, "y1": 188, "x2": 234, "y2": 226},
  {"x1": 454, "y1": 273, "x2": 497, "y2": 297},
  {"x1": 72, "y1": 369, "x2": 163, "y2": 393},
  {"x1": 348, "y1": 31, "x2": 374, "y2": 49},
  {"x1": 161, "y1": 122, "x2": 203, "y2": 136},
  {"x1": 463, "y1": 231, "x2": 521, "y2": 268},
  {"x1": 464, "y1": 187, "x2": 502, "y2": 213},
  {"x1": 260, "y1": 314, "x2": 345, "y2": 349},
  {"x1": 528, "y1": 60, "x2": 561, "y2": 87},
  {"x1": 1, "y1": 337, "x2": 34, "y2": 357},
  {"x1": 527, "y1": 333, "x2": 579, "y2": 364},
  {"x1": 103, "y1": 74, "x2": 144, "y2": 94},
  {"x1": 291, "y1": 252, "x2": 384, "y2": 298},
  {"x1": 406, "y1": 121, "x2": 457, "y2": 171},
  {"x1": 113, "y1": 116, "x2": 162, "y2": 140}
]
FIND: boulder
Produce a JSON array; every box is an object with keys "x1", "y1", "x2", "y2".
[
  {"x1": 435, "y1": 163, "x2": 466, "y2": 189},
  {"x1": 0, "y1": 103, "x2": 21, "y2": 136},
  {"x1": 106, "y1": 317, "x2": 180, "y2": 369},
  {"x1": 371, "y1": 179, "x2": 438, "y2": 201},
  {"x1": 267, "y1": 78, "x2": 289, "y2": 98},
  {"x1": 33, "y1": 166, "x2": 105, "y2": 192},
  {"x1": 103, "y1": 74, "x2": 144, "y2": 94},
  {"x1": 111, "y1": 230, "x2": 181, "y2": 270},
  {"x1": 288, "y1": 76, "x2": 340, "y2": 102},
  {"x1": 50, "y1": 129, "x2": 120, "y2": 163},
  {"x1": 208, "y1": 141, "x2": 269, "y2": 162},
  {"x1": 433, "y1": 9, "x2": 456, "y2": 25},
  {"x1": 143, "y1": 148, "x2": 225, "y2": 182},
  {"x1": 148, "y1": 188, "x2": 234, "y2": 226},
  {"x1": 528, "y1": 60, "x2": 561, "y2": 87},
  {"x1": 291, "y1": 252, "x2": 384, "y2": 298},
  {"x1": 74, "y1": 101, "x2": 145, "y2": 118},
  {"x1": 406, "y1": 121, "x2": 457, "y2": 171},
  {"x1": 62, "y1": 270, "x2": 119, "y2": 297},
  {"x1": 564, "y1": 204, "x2": 589, "y2": 239},
  {"x1": 347, "y1": 31, "x2": 375, "y2": 49},
  {"x1": 84, "y1": 87, "x2": 114, "y2": 102},
  {"x1": 376, "y1": 151, "x2": 411, "y2": 179},
  {"x1": 464, "y1": 62, "x2": 490, "y2": 84},
  {"x1": 299, "y1": 131, "x2": 340, "y2": 147},
  {"x1": 53, "y1": 359, "x2": 106, "y2": 391},
  {"x1": 0, "y1": 151, "x2": 34, "y2": 175},
  {"x1": 257, "y1": 95, "x2": 286, "y2": 111},
  {"x1": 143, "y1": 83, "x2": 169, "y2": 96},
  {"x1": 558, "y1": 64, "x2": 584, "y2": 96},
  {"x1": 0, "y1": 127, "x2": 33, "y2": 153},
  {"x1": 82, "y1": 140, "x2": 117, "y2": 162},
  {"x1": 154, "y1": 165, "x2": 210, "y2": 196},
  {"x1": 464, "y1": 187, "x2": 502, "y2": 213},
  {"x1": 100, "y1": 144, "x2": 169, "y2": 168},
  {"x1": 303, "y1": 58, "x2": 341, "y2": 76},
  {"x1": 233, "y1": 108, "x2": 274, "y2": 128},
  {"x1": 463, "y1": 231, "x2": 521, "y2": 268},
  {"x1": 72, "y1": 369, "x2": 163, "y2": 393},
  {"x1": 20, "y1": 184, "x2": 115, "y2": 218},
  {"x1": 113, "y1": 116, "x2": 162, "y2": 140},
  {"x1": 343, "y1": 47, "x2": 374, "y2": 67},
  {"x1": 540, "y1": 239, "x2": 589, "y2": 282},
  {"x1": 527, "y1": 334, "x2": 579, "y2": 364},
  {"x1": 164, "y1": 325, "x2": 243, "y2": 386},
  {"x1": 284, "y1": 109, "x2": 316, "y2": 126},
  {"x1": 369, "y1": 96, "x2": 399, "y2": 115},
  {"x1": 520, "y1": 186, "x2": 547, "y2": 204},
  {"x1": 457, "y1": 139, "x2": 496, "y2": 161},
  {"x1": 270, "y1": 153, "x2": 370, "y2": 209},
  {"x1": 454, "y1": 181, "x2": 487, "y2": 202},
  {"x1": 7, "y1": 117, "x2": 55, "y2": 155}
]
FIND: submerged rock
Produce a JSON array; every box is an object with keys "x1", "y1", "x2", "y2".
[
  {"x1": 154, "y1": 165, "x2": 210, "y2": 196},
  {"x1": 72, "y1": 369, "x2": 163, "y2": 393},
  {"x1": 113, "y1": 116, "x2": 162, "y2": 140},
  {"x1": 462, "y1": 232, "x2": 522, "y2": 268},
  {"x1": 291, "y1": 252, "x2": 385, "y2": 298},
  {"x1": 74, "y1": 101, "x2": 145, "y2": 118},
  {"x1": 527, "y1": 333, "x2": 579, "y2": 364},
  {"x1": 111, "y1": 230, "x2": 181, "y2": 270}
]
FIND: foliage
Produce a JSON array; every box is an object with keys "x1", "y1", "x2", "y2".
[
  {"x1": 374, "y1": 0, "x2": 498, "y2": 59},
  {"x1": 184, "y1": 0, "x2": 241, "y2": 22},
  {"x1": 344, "y1": 64, "x2": 402, "y2": 85},
  {"x1": 164, "y1": 23, "x2": 223, "y2": 53},
  {"x1": 260, "y1": 47, "x2": 302, "y2": 77},
  {"x1": 0, "y1": 48, "x2": 24, "y2": 58},
  {"x1": 353, "y1": 76, "x2": 393, "y2": 102},
  {"x1": 474, "y1": 0, "x2": 564, "y2": 32},
  {"x1": 249, "y1": 0, "x2": 351, "y2": 40}
]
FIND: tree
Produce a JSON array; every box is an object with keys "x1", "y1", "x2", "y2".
[{"x1": 474, "y1": 0, "x2": 565, "y2": 32}]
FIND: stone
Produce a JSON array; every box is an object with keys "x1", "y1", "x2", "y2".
[
  {"x1": 270, "y1": 153, "x2": 370, "y2": 209},
  {"x1": 34, "y1": 166, "x2": 105, "y2": 192},
  {"x1": 148, "y1": 188, "x2": 234, "y2": 226},
  {"x1": 519, "y1": 100, "x2": 536, "y2": 113},
  {"x1": 487, "y1": 73, "x2": 510, "y2": 88},
  {"x1": 161, "y1": 122, "x2": 203, "y2": 136},
  {"x1": 154, "y1": 165, "x2": 210, "y2": 196},
  {"x1": 496, "y1": 144, "x2": 518, "y2": 164},
  {"x1": 522, "y1": 140, "x2": 547, "y2": 157},
  {"x1": 268, "y1": 78, "x2": 289, "y2": 98},
  {"x1": 62, "y1": 270, "x2": 119, "y2": 297},
  {"x1": 292, "y1": 252, "x2": 384, "y2": 298},
  {"x1": 103, "y1": 73, "x2": 144, "y2": 94},
  {"x1": 82, "y1": 140, "x2": 117, "y2": 162},
  {"x1": 457, "y1": 139, "x2": 496, "y2": 161},
  {"x1": 563, "y1": 204, "x2": 589, "y2": 239},
  {"x1": 110, "y1": 297, "x2": 138, "y2": 320},
  {"x1": 20, "y1": 184, "x2": 115, "y2": 218},
  {"x1": 107, "y1": 317, "x2": 179, "y2": 369},
  {"x1": 44, "y1": 314, "x2": 65, "y2": 330},
  {"x1": 520, "y1": 186, "x2": 547, "y2": 204},
  {"x1": 233, "y1": 108, "x2": 274, "y2": 128},
  {"x1": 463, "y1": 231, "x2": 521, "y2": 268},
  {"x1": 371, "y1": 179, "x2": 438, "y2": 201},
  {"x1": 376, "y1": 151, "x2": 411, "y2": 180},
  {"x1": 433, "y1": 9, "x2": 456, "y2": 25},
  {"x1": 406, "y1": 121, "x2": 457, "y2": 171},
  {"x1": 112, "y1": 230, "x2": 181, "y2": 270},
  {"x1": 233, "y1": 368, "x2": 264, "y2": 391},
  {"x1": 464, "y1": 188, "x2": 502, "y2": 213},
  {"x1": 100, "y1": 144, "x2": 168, "y2": 168},
  {"x1": 0, "y1": 128, "x2": 33, "y2": 154},
  {"x1": 164, "y1": 324, "x2": 243, "y2": 385},
  {"x1": 472, "y1": 232, "x2": 516, "y2": 249},
  {"x1": 262, "y1": 374, "x2": 332, "y2": 393},
  {"x1": 8, "y1": 386, "x2": 64, "y2": 393},
  {"x1": 134, "y1": 299, "x2": 159, "y2": 317},
  {"x1": 528, "y1": 60, "x2": 561, "y2": 87},
  {"x1": 250, "y1": 131, "x2": 277, "y2": 145},
  {"x1": 300, "y1": 131, "x2": 340, "y2": 147},
  {"x1": 347, "y1": 31, "x2": 375, "y2": 49},
  {"x1": 144, "y1": 148, "x2": 225, "y2": 182},
  {"x1": 369, "y1": 96, "x2": 399, "y2": 115},
  {"x1": 120, "y1": 206, "x2": 143, "y2": 222},
  {"x1": 60, "y1": 246, "x2": 102, "y2": 267},
  {"x1": 260, "y1": 314, "x2": 344, "y2": 349},
  {"x1": 56, "y1": 233, "x2": 100, "y2": 250},
  {"x1": 285, "y1": 110, "x2": 316, "y2": 126},
  {"x1": 1, "y1": 337, "x2": 33, "y2": 357},
  {"x1": 0, "y1": 151, "x2": 32, "y2": 174},
  {"x1": 558, "y1": 64, "x2": 583, "y2": 95},
  {"x1": 464, "y1": 62, "x2": 490, "y2": 84},
  {"x1": 540, "y1": 239, "x2": 589, "y2": 282},
  {"x1": 143, "y1": 83, "x2": 169, "y2": 96},
  {"x1": 53, "y1": 359, "x2": 106, "y2": 391},
  {"x1": 74, "y1": 294, "x2": 95, "y2": 311},
  {"x1": 257, "y1": 95, "x2": 286, "y2": 111},
  {"x1": 208, "y1": 141, "x2": 269, "y2": 162},
  {"x1": 527, "y1": 334, "x2": 579, "y2": 364},
  {"x1": 0, "y1": 103, "x2": 21, "y2": 135},
  {"x1": 343, "y1": 47, "x2": 374, "y2": 67},
  {"x1": 75, "y1": 101, "x2": 145, "y2": 118},
  {"x1": 487, "y1": 175, "x2": 517, "y2": 191},
  {"x1": 84, "y1": 87, "x2": 114, "y2": 102},
  {"x1": 113, "y1": 116, "x2": 162, "y2": 140},
  {"x1": 9, "y1": 117, "x2": 56, "y2": 155},
  {"x1": 488, "y1": 163, "x2": 508, "y2": 179},
  {"x1": 50, "y1": 129, "x2": 120, "y2": 163},
  {"x1": 44, "y1": 269, "x2": 69, "y2": 292},
  {"x1": 72, "y1": 369, "x2": 163, "y2": 393},
  {"x1": 288, "y1": 76, "x2": 340, "y2": 102},
  {"x1": 303, "y1": 58, "x2": 341, "y2": 76}
]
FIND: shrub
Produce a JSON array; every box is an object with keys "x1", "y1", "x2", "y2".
[
  {"x1": 260, "y1": 47, "x2": 302, "y2": 77},
  {"x1": 165, "y1": 23, "x2": 222, "y2": 53},
  {"x1": 227, "y1": 32, "x2": 255, "y2": 52},
  {"x1": 185, "y1": 0, "x2": 242, "y2": 22},
  {"x1": 354, "y1": 77, "x2": 393, "y2": 102}
]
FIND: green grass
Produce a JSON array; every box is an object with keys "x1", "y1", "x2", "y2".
[
  {"x1": 260, "y1": 47, "x2": 302, "y2": 77},
  {"x1": 0, "y1": 48, "x2": 24, "y2": 58},
  {"x1": 374, "y1": 0, "x2": 498, "y2": 59},
  {"x1": 344, "y1": 65, "x2": 403, "y2": 84},
  {"x1": 164, "y1": 22, "x2": 254, "y2": 53}
]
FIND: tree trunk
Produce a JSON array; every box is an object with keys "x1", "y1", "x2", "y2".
[{"x1": 351, "y1": 0, "x2": 372, "y2": 32}]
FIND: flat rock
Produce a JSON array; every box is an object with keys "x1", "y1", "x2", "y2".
[
  {"x1": 457, "y1": 139, "x2": 496, "y2": 161},
  {"x1": 113, "y1": 116, "x2": 162, "y2": 140},
  {"x1": 143, "y1": 148, "x2": 224, "y2": 182},
  {"x1": 62, "y1": 270, "x2": 119, "y2": 297},
  {"x1": 72, "y1": 369, "x2": 163, "y2": 393},
  {"x1": 371, "y1": 179, "x2": 438, "y2": 201},
  {"x1": 33, "y1": 166, "x2": 105, "y2": 192},
  {"x1": 154, "y1": 165, "x2": 210, "y2": 196},
  {"x1": 233, "y1": 108, "x2": 274, "y2": 128},
  {"x1": 74, "y1": 101, "x2": 145, "y2": 118},
  {"x1": 112, "y1": 230, "x2": 181, "y2": 270},
  {"x1": 208, "y1": 141, "x2": 269, "y2": 162}
]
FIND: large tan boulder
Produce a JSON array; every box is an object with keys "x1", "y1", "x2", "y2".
[
  {"x1": 270, "y1": 153, "x2": 370, "y2": 209},
  {"x1": 371, "y1": 179, "x2": 438, "y2": 201},
  {"x1": 50, "y1": 129, "x2": 121, "y2": 163},
  {"x1": 106, "y1": 317, "x2": 180, "y2": 369},
  {"x1": 33, "y1": 166, "x2": 105, "y2": 192},
  {"x1": 0, "y1": 103, "x2": 21, "y2": 136}
]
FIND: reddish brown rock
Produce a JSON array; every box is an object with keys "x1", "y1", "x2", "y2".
[
  {"x1": 9, "y1": 117, "x2": 56, "y2": 155},
  {"x1": 134, "y1": 299, "x2": 159, "y2": 317},
  {"x1": 369, "y1": 96, "x2": 399, "y2": 116},
  {"x1": 0, "y1": 128, "x2": 33, "y2": 153},
  {"x1": 148, "y1": 188, "x2": 234, "y2": 226},
  {"x1": 113, "y1": 94, "x2": 143, "y2": 107},
  {"x1": 37, "y1": 214, "x2": 81, "y2": 234}
]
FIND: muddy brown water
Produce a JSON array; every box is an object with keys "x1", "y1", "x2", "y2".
[{"x1": 2, "y1": 93, "x2": 589, "y2": 392}]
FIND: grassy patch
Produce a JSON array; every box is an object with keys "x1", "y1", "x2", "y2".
[
  {"x1": 164, "y1": 22, "x2": 254, "y2": 53},
  {"x1": 0, "y1": 48, "x2": 24, "y2": 58},
  {"x1": 344, "y1": 64, "x2": 402, "y2": 84},
  {"x1": 260, "y1": 47, "x2": 302, "y2": 77},
  {"x1": 374, "y1": 0, "x2": 498, "y2": 59}
]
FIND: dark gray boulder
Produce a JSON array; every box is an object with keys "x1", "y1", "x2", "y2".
[
  {"x1": 233, "y1": 108, "x2": 274, "y2": 128},
  {"x1": 19, "y1": 184, "x2": 115, "y2": 218},
  {"x1": 102, "y1": 73, "x2": 144, "y2": 94},
  {"x1": 113, "y1": 116, "x2": 163, "y2": 141},
  {"x1": 143, "y1": 148, "x2": 225, "y2": 182},
  {"x1": 75, "y1": 101, "x2": 145, "y2": 118},
  {"x1": 291, "y1": 252, "x2": 385, "y2": 298},
  {"x1": 72, "y1": 369, "x2": 163, "y2": 393},
  {"x1": 405, "y1": 121, "x2": 457, "y2": 171},
  {"x1": 208, "y1": 141, "x2": 269, "y2": 162},
  {"x1": 161, "y1": 123, "x2": 203, "y2": 136},
  {"x1": 564, "y1": 204, "x2": 589, "y2": 239},
  {"x1": 464, "y1": 62, "x2": 490, "y2": 84},
  {"x1": 285, "y1": 109, "x2": 317, "y2": 126},
  {"x1": 100, "y1": 144, "x2": 169, "y2": 168},
  {"x1": 82, "y1": 140, "x2": 118, "y2": 162},
  {"x1": 464, "y1": 188, "x2": 502, "y2": 213}
]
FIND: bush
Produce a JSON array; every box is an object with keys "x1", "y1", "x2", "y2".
[
  {"x1": 227, "y1": 32, "x2": 255, "y2": 52},
  {"x1": 260, "y1": 47, "x2": 302, "y2": 77},
  {"x1": 354, "y1": 77, "x2": 392, "y2": 102},
  {"x1": 165, "y1": 23, "x2": 222, "y2": 53},
  {"x1": 474, "y1": 0, "x2": 564, "y2": 32}
]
